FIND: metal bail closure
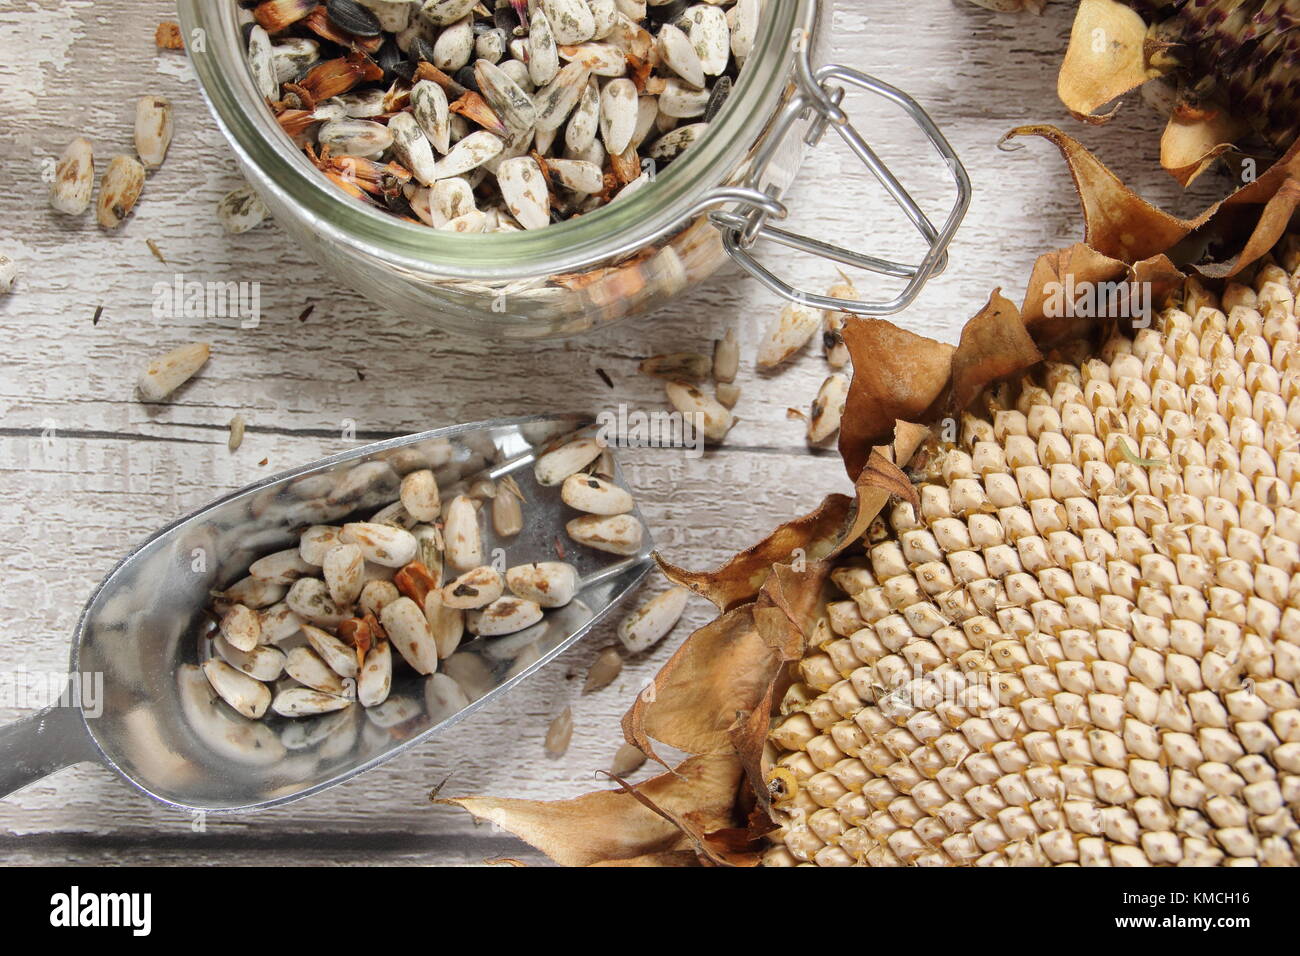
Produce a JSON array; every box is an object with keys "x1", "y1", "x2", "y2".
[{"x1": 707, "y1": 23, "x2": 972, "y2": 318}]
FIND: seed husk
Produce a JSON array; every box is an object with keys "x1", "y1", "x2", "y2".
[
  {"x1": 442, "y1": 565, "x2": 505, "y2": 609},
  {"x1": 609, "y1": 741, "x2": 646, "y2": 776},
  {"x1": 807, "y1": 372, "x2": 849, "y2": 444},
  {"x1": 227, "y1": 413, "x2": 246, "y2": 451},
  {"x1": 380, "y1": 595, "x2": 440, "y2": 674},
  {"x1": 96, "y1": 154, "x2": 145, "y2": 229},
  {"x1": 443, "y1": 493, "x2": 483, "y2": 571},
  {"x1": 528, "y1": 10, "x2": 561, "y2": 86},
  {"x1": 757, "y1": 302, "x2": 821, "y2": 368},
  {"x1": 639, "y1": 351, "x2": 710, "y2": 381},
  {"x1": 49, "y1": 137, "x2": 94, "y2": 216},
  {"x1": 137, "y1": 342, "x2": 210, "y2": 402},
  {"x1": 583, "y1": 646, "x2": 622, "y2": 693},
  {"x1": 545, "y1": 705, "x2": 574, "y2": 756},
  {"x1": 272, "y1": 686, "x2": 353, "y2": 718},
  {"x1": 357, "y1": 639, "x2": 392, "y2": 707}
]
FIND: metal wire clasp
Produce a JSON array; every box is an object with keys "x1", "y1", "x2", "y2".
[{"x1": 706, "y1": 14, "x2": 972, "y2": 317}]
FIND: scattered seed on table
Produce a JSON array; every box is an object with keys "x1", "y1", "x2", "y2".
[
  {"x1": 545, "y1": 706, "x2": 574, "y2": 757},
  {"x1": 0, "y1": 255, "x2": 17, "y2": 295},
  {"x1": 49, "y1": 138, "x2": 94, "y2": 216},
  {"x1": 583, "y1": 646, "x2": 622, "y2": 693},
  {"x1": 146, "y1": 239, "x2": 166, "y2": 263},
  {"x1": 228, "y1": 413, "x2": 246, "y2": 451},
  {"x1": 96, "y1": 154, "x2": 145, "y2": 229},
  {"x1": 137, "y1": 342, "x2": 210, "y2": 402},
  {"x1": 217, "y1": 186, "x2": 269, "y2": 234}
]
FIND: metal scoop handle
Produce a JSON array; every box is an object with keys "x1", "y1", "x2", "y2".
[{"x1": 0, "y1": 705, "x2": 95, "y2": 800}]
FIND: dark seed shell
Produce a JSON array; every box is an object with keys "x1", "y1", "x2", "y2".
[
  {"x1": 704, "y1": 75, "x2": 732, "y2": 123},
  {"x1": 455, "y1": 65, "x2": 480, "y2": 95},
  {"x1": 410, "y1": 36, "x2": 437, "y2": 65},
  {"x1": 326, "y1": 0, "x2": 381, "y2": 37},
  {"x1": 391, "y1": 59, "x2": 418, "y2": 84}
]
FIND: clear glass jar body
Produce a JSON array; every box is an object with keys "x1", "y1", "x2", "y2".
[{"x1": 180, "y1": 0, "x2": 820, "y2": 340}]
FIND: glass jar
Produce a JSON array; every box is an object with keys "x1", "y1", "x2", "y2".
[{"x1": 180, "y1": 0, "x2": 969, "y2": 339}]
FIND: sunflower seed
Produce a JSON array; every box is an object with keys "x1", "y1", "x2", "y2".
[
  {"x1": 356, "y1": 0, "x2": 410, "y2": 33},
  {"x1": 299, "y1": 525, "x2": 345, "y2": 565},
  {"x1": 590, "y1": 0, "x2": 619, "y2": 38},
  {"x1": 423, "y1": 589, "x2": 465, "y2": 658},
  {"x1": 657, "y1": 22, "x2": 704, "y2": 88},
  {"x1": 432, "y1": 129, "x2": 504, "y2": 178},
  {"x1": 443, "y1": 493, "x2": 483, "y2": 571},
  {"x1": 646, "y1": 121, "x2": 705, "y2": 160},
  {"x1": 272, "y1": 686, "x2": 353, "y2": 717},
  {"x1": 137, "y1": 342, "x2": 210, "y2": 402},
  {"x1": 359, "y1": 578, "x2": 401, "y2": 618},
  {"x1": 534, "y1": 61, "x2": 591, "y2": 132},
  {"x1": 399, "y1": 468, "x2": 442, "y2": 521},
  {"x1": 286, "y1": 578, "x2": 352, "y2": 628},
  {"x1": 712, "y1": 327, "x2": 738, "y2": 383},
  {"x1": 541, "y1": 0, "x2": 595, "y2": 44},
  {"x1": 387, "y1": 111, "x2": 439, "y2": 185},
  {"x1": 322, "y1": 543, "x2": 366, "y2": 606},
  {"x1": 217, "y1": 186, "x2": 269, "y2": 234},
  {"x1": 422, "y1": 0, "x2": 478, "y2": 27},
  {"x1": 686, "y1": 3, "x2": 729, "y2": 75},
  {"x1": 617, "y1": 586, "x2": 688, "y2": 653},
  {"x1": 658, "y1": 77, "x2": 709, "y2": 118},
  {"x1": 757, "y1": 302, "x2": 821, "y2": 368},
  {"x1": 540, "y1": 157, "x2": 599, "y2": 194},
  {"x1": 259, "y1": 602, "x2": 304, "y2": 645},
  {"x1": 610, "y1": 741, "x2": 647, "y2": 775},
  {"x1": 412, "y1": 523, "x2": 445, "y2": 583},
  {"x1": 303, "y1": 623, "x2": 360, "y2": 679},
  {"x1": 247, "y1": 25, "x2": 279, "y2": 101},
  {"x1": 561, "y1": 472, "x2": 634, "y2": 515},
  {"x1": 559, "y1": 41, "x2": 627, "y2": 76},
  {"x1": 215, "y1": 635, "x2": 287, "y2": 682},
  {"x1": 442, "y1": 565, "x2": 505, "y2": 609},
  {"x1": 357, "y1": 639, "x2": 392, "y2": 707},
  {"x1": 534, "y1": 435, "x2": 605, "y2": 485},
  {"x1": 583, "y1": 646, "x2": 622, "y2": 693},
  {"x1": 730, "y1": 0, "x2": 759, "y2": 64},
  {"x1": 563, "y1": 77, "x2": 600, "y2": 153},
  {"x1": 665, "y1": 380, "x2": 733, "y2": 442},
  {"x1": 327, "y1": 0, "x2": 382, "y2": 36},
  {"x1": 411, "y1": 79, "x2": 452, "y2": 153},
  {"x1": 475, "y1": 58, "x2": 537, "y2": 133},
  {"x1": 203, "y1": 659, "x2": 272, "y2": 719},
  {"x1": 249, "y1": 548, "x2": 316, "y2": 584},
  {"x1": 466, "y1": 596, "x2": 544, "y2": 636},
  {"x1": 380, "y1": 596, "x2": 441, "y2": 674},
  {"x1": 220, "y1": 604, "x2": 262, "y2": 653},
  {"x1": 496, "y1": 155, "x2": 550, "y2": 229},
  {"x1": 545, "y1": 706, "x2": 573, "y2": 756},
  {"x1": 49, "y1": 137, "x2": 94, "y2": 215},
  {"x1": 96, "y1": 154, "x2": 145, "y2": 229},
  {"x1": 597, "y1": 77, "x2": 638, "y2": 154},
  {"x1": 566, "y1": 513, "x2": 644, "y2": 555},
  {"x1": 284, "y1": 645, "x2": 348, "y2": 694},
  {"x1": 220, "y1": 576, "x2": 287, "y2": 610},
  {"x1": 639, "y1": 351, "x2": 710, "y2": 381},
  {"x1": 318, "y1": 118, "x2": 394, "y2": 158},
  {"x1": 492, "y1": 482, "x2": 524, "y2": 536},
  {"x1": 433, "y1": 14, "x2": 475, "y2": 70},
  {"x1": 505, "y1": 562, "x2": 578, "y2": 608},
  {"x1": 526, "y1": 9, "x2": 561, "y2": 86}
]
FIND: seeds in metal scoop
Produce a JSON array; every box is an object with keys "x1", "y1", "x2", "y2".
[
  {"x1": 96, "y1": 154, "x2": 145, "y2": 229},
  {"x1": 322, "y1": 542, "x2": 366, "y2": 606},
  {"x1": 466, "y1": 596, "x2": 544, "y2": 636},
  {"x1": 215, "y1": 635, "x2": 286, "y2": 682},
  {"x1": 299, "y1": 525, "x2": 344, "y2": 565},
  {"x1": 286, "y1": 577, "x2": 352, "y2": 627},
  {"x1": 757, "y1": 302, "x2": 821, "y2": 368},
  {"x1": 220, "y1": 604, "x2": 262, "y2": 653},
  {"x1": 341, "y1": 522, "x2": 419, "y2": 568},
  {"x1": 249, "y1": 548, "x2": 316, "y2": 585},
  {"x1": 617, "y1": 586, "x2": 688, "y2": 653},
  {"x1": 272, "y1": 686, "x2": 353, "y2": 718},
  {"x1": 506, "y1": 561, "x2": 578, "y2": 608},
  {"x1": 399, "y1": 468, "x2": 441, "y2": 521},
  {"x1": 303, "y1": 623, "x2": 360, "y2": 679},
  {"x1": 665, "y1": 380, "x2": 733, "y2": 442},
  {"x1": 807, "y1": 372, "x2": 849, "y2": 444},
  {"x1": 202, "y1": 659, "x2": 272, "y2": 719},
  {"x1": 284, "y1": 645, "x2": 348, "y2": 694},
  {"x1": 492, "y1": 480, "x2": 524, "y2": 537},
  {"x1": 431, "y1": 129, "x2": 505, "y2": 179},
  {"x1": 496, "y1": 155, "x2": 550, "y2": 229},
  {"x1": 657, "y1": 23, "x2": 704, "y2": 88},
  {"x1": 566, "y1": 514, "x2": 644, "y2": 556},
  {"x1": 583, "y1": 646, "x2": 622, "y2": 693},
  {"x1": 561, "y1": 472, "x2": 633, "y2": 515},
  {"x1": 442, "y1": 565, "x2": 505, "y2": 609},
  {"x1": 540, "y1": 0, "x2": 596, "y2": 44},
  {"x1": 49, "y1": 137, "x2": 94, "y2": 215},
  {"x1": 639, "y1": 351, "x2": 710, "y2": 381},
  {"x1": 545, "y1": 705, "x2": 573, "y2": 756},
  {"x1": 216, "y1": 186, "x2": 269, "y2": 234},
  {"x1": 534, "y1": 435, "x2": 605, "y2": 485},
  {"x1": 137, "y1": 342, "x2": 210, "y2": 402},
  {"x1": 134, "y1": 96, "x2": 173, "y2": 167},
  {"x1": 380, "y1": 595, "x2": 441, "y2": 674}
]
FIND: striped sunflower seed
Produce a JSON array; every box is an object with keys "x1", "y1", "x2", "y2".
[
  {"x1": 96, "y1": 154, "x2": 145, "y2": 229},
  {"x1": 541, "y1": 0, "x2": 596, "y2": 44},
  {"x1": 496, "y1": 155, "x2": 550, "y2": 229}
]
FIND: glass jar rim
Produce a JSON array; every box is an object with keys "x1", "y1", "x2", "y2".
[{"x1": 179, "y1": 0, "x2": 803, "y2": 283}]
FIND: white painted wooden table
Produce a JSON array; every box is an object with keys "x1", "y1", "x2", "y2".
[{"x1": 0, "y1": 0, "x2": 1225, "y2": 864}]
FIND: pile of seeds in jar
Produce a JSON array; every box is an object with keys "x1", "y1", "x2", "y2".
[
  {"x1": 240, "y1": 0, "x2": 759, "y2": 231},
  {"x1": 200, "y1": 430, "x2": 652, "y2": 721}
]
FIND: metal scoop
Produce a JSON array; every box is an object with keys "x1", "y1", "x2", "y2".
[{"x1": 0, "y1": 415, "x2": 653, "y2": 812}]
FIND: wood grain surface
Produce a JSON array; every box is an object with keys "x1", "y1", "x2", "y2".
[{"x1": 0, "y1": 0, "x2": 1230, "y2": 865}]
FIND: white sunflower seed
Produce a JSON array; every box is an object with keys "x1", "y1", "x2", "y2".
[
  {"x1": 220, "y1": 604, "x2": 262, "y2": 653},
  {"x1": 380, "y1": 596, "x2": 441, "y2": 674},
  {"x1": 249, "y1": 548, "x2": 316, "y2": 585},
  {"x1": 216, "y1": 186, "x2": 268, "y2": 234},
  {"x1": 359, "y1": 579, "x2": 401, "y2": 618},
  {"x1": 564, "y1": 77, "x2": 600, "y2": 154},
  {"x1": 492, "y1": 483, "x2": 524, "y2": 537},
  {"x1": 590, "y1": 0, "x2": 619, "y2": 39},
  {"x1": 583, "y1": 646, "x2": 622, "y2": 693},
  {"x1": 442, "y1": 565, "x2": 505, "y2": 609},
  {"x1": 466, "y1": 596, "x2": 544, "y2": 636},
  {"x1": 284, "y1": 645, "x2": 347, "y2": 694},
  {"x1": 341, "y1": 522, "x2": 419, "y2": 567},
  {"x1": 443, "y1": 493, "x2": 483, "y2": 571},
  {"x1": 220, "y1": 576, "x2": 287, "y2": 610},
  {"x1": 412, "y1": 523, "x2": 445, "y2": 583},
  {"x1": 399, "y1": 468, "x2": 442, "y2": 521},
  {"x1": 545, "y1": 157, "x2": 603, "y2": 194},
  {"x1": 476, "y1": 26, "x2": 507, "y2": 63},
  {"x1": 808, "y1": 372, "x2": 849, "y2": 444},
  {"x1": 247, "y1": 25, "x2": 279, "y2": 101},
  {"x1": 96, "y1": 154, "x2": 145, "y2": 229},
  {"x1": 713, "y1": 327, "x2": 739, "y2": 383},
  {"x1": 475, "y1": 58, "x2": 537, "y2": 134},
  {"x1": 215, "y1": 635, "x2": 286, "y2": 682},
  {"x1": 657, "y1": 23, "x2": 705, "y2": 89},
  {"x1": 534, "y1": 61, "x2": 591, "y2": 132},
  {"x1": 506, "y1": 561, "x2": 578, "y2": 608},
  {"x1": 433, "y1": 14, "x2": 475, "y2": 70},
  {"x1": 286, "y1": 578, "x2": 351, "y2": 627},
  {"x1": 561, "y1": 472, "x2": 634, "y2": 515},
  {"x1": 202, "y1": 659, "x2": 271, "y2": 719},
  {"x1": 272, "y1": 686, "x2": 353, "y2": 717},
  {"x1": 629, "y1": 94, "x2": 659, "y2": 150},
  {"x1": 646, "y1": 121, "x2": 705, "y2": 160},
  {"x1": 432, "y1": 129, "x2": 505, "y2": 179},
  {"x1": 134, "y1": 95, "x2": 173, "y2": 167},
  {"x1": 227, "y1": 413, "x2": 246, "y2": 451},
  {"x1": 411, "y1": 79, "x2": 452, "y2": 153},
  {"x1": 541, "y1": 0, "x2": 596, "y2": 44},
  {"x1": 528, "y1": 9, "x2": 561, "y2": 86},
  {"x1": 617, "y1": 586, "x2": 689, "y2": 653},
  {"x1": 299, "y1": 525, "x2": 345, "y2": 565},
  {"x1": 322, "y1": 543, "x2": 366, "y2": 606},
  {"x1": 318, "y1": 118, "x2": 394, "y2": 158},
  {"x1": 686, "y1": 3, "x2": 729, "y2": 75},
  {"x1": 272, "y1": 37, "x2": 321, "y2": 82},
  {"x1": 258, "y1": 602, "x2": 303, "y2": 646},
  {"x1": 665, "y1": 380, "x2": 733, "y2": 442},
  {"x1": 757, "y1": 302, "x2": 822, "y2": 368},
  {"x1": 534, "y1": 435, "x2": 605, "y2": 485},
  {"x1": 424, "y1": 589, "x2": 465, "y2": 658},
  {"x1": 657, "y1": 77, "x2": 710, "y2": 118},
  {"x1": 357, "y1": 640, "x2": 393, "y2": 708},
  {"x1": 421, "y1": 0, "x2": 478, "y2": 27},
  {"x1": 560, "y1": 41, "x2": 627, "y2": 76},
  {"x1": 49, "y1": 137, "x2": 94, "y2": 216},
  {"x1": 730, "y1": 0, "x2": 759, "y2": 64},
  {"x1": 388, "y1": 111, "x2": 440, "y2": 185},
  {"x1": 610, "y1": 741, "x2": 647, "y2": 775},
  {"x1": 599, "y1": 77, "x2": 638, "y2": 154},
  {"x1": 137, "y1": 342, "x2": 210, "y2": 402},
  {"x1": 302, "y1": 623, "x2": 359, "y2": 679},
  {"x1": 566, "y1": 514, "x2": 644, "y2": 555},
  {"x1": 715, "y1": 381, "x2": 741, "y2": 408},
  {"x1": 496, "y1": 155, "x2": 550, "y2": 229}
]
